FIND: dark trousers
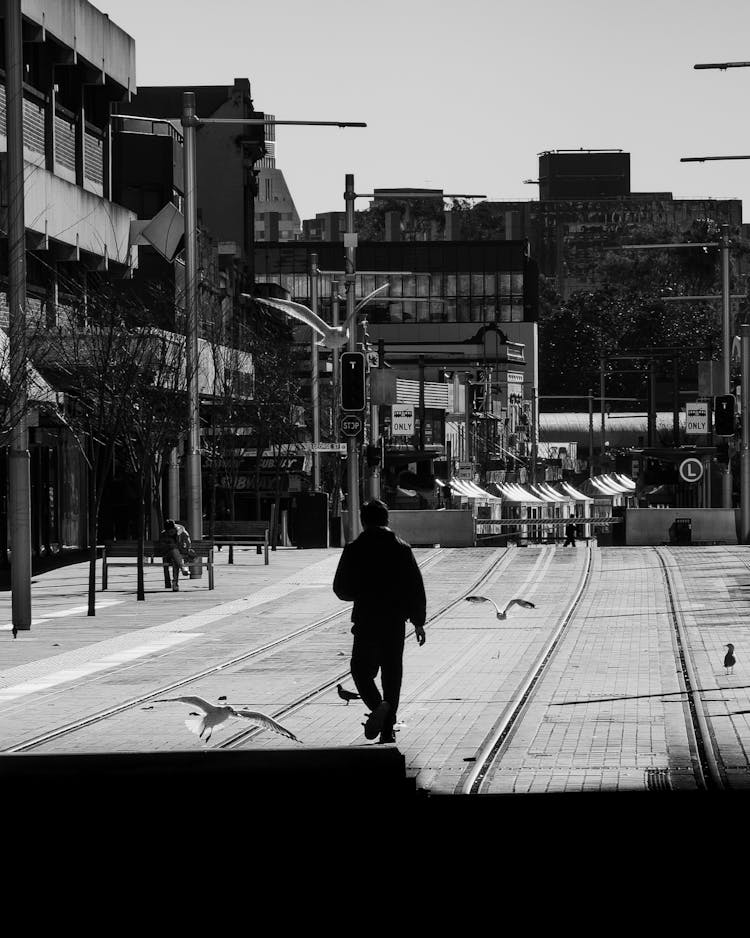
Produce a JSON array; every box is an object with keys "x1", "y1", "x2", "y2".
[
  {"x1": 350, "y1": 625, "x2": 406, "y2": 731},
  {"x1": 563, "y1": 536, "x2": 576, "y2": 547},
  {"x1": 162, "y1": 548, "x2": 184, "y2": 587}
]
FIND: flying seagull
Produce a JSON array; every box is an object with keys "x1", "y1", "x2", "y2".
[
  {"x1": 337, "y1": 684, "x2": 361, "y2": 705},
  {"x1": 253, "y1": 296, "x2": 349, "y2": 349},
  {"x1": 724, "y1": 643, "x2": 736, "y2": 675},
  {"x1": 154, "y1": 696, "x2": 300, "y2": 743},
  {"x1": 465, "y1": 595, "x2": 536, "y2": 620}
]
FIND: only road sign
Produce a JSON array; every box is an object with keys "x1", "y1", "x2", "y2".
[
  {"x1": 340, "y1": 414, "x2": 363, "y2": 438},
  {"x1": 679, "y1": 457, "x2": 704, "y2": 484}
]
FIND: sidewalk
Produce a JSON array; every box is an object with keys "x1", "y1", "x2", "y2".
[{"x1": 0, "y1": 546, "x2": 338, "y2": 677}]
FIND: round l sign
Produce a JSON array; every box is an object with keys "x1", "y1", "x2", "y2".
[{"x1": 679, "y1": 457, "x2": 704, "y2": 484}]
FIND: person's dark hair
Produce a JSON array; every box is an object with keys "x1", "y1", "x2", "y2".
[
  {"x1": 360, "y1": 499, "x2": 389, "y2": 528},
  {"x1": 164, "y1": 518, "x2": 176, "y2": 529}
]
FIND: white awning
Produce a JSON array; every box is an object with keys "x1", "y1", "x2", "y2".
[
  {"x1": 613, "y1": 472, "x2": 636, "y2": 490},
  {"x1": 496, "y1": 483, "x2": 543, "y2": 503},
  {"x1": 591, "y1": 477, "x2": 624, "y2": 496},
  {"x1": 529, "y1": 484, "x2": 561, "y2": 502},
  {"x1": 536, "y1": 482, "x2": 570, "y2": 501},
  {"x1": 559, "y1": 481, "x2": 591, "y2": 501}
]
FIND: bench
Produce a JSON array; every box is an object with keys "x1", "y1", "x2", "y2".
[
  {"x1": 206, "y1": 521, "x2": 270, "y2": 565},
  {"x1": 101, "y1": 540, "x2": 214, "y2": 590}
]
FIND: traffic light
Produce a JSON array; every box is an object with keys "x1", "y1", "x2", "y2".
[
  {"x1": 341, "y1": 351, "x2": 366, "y2": 411},
  {"x1": 714, "y1": 394, "x2": 736, "y2": 436},
  {"x1": 366, "y1": 444, "x2": 381, "y2": 467}
]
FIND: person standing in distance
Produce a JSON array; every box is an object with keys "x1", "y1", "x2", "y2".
[
  {"x1": 333, "y1": 499, "x2": 427, "y2": 744},
  {"x1": 563, "y1": 520, "x2": 577, "y2": 547}
]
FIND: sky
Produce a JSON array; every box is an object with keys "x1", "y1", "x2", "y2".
[{"x1": 100, "y1": 0, "x2": 750, "y2": 224}]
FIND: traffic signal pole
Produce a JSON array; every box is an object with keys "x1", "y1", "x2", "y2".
[
  {"x1": 721, "y1": 224, "x2": 733, "y2": 508},
  {"x1": 6, "y1": 0, "x2": 32, "y2": 633},
  {"x1": 310, "y1": 253, "x2": 320, "y2": 490},
  {"x1": 344, "y1": 174, "x2": 362, "y2": 540},
  {"x1": 741, "y1": 324, "x2": 750, "y2": 543}
]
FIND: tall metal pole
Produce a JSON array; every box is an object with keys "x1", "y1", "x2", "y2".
[
  {"x1": 599, "y1": 356, "x2": 606, "y2": 472},
  {"x1": 344, "y1": 174, "x2": 361, "y2": 539},
  {"x1": 531, "y1": 386, "x2": 538, "y2": 484},
  {"x1": 6, "y1": 0, "x2": 32, "y2": 633},
  {"x1": 182, "y1": 92, "x2": 203, "y2": 546},
  {"x1": 588, "y1": 388, "x2": 594, "y2": 478},
  {"x1": 331, "y1": 281, "x2": 341, "y2": 442},
  {"x1": 721, "y1": 223, "x2": 733, "y2": 508},
  {"x1": 310, "y1": 253, "x2": 320, "y2": 490},
  {"x1": 741, "y1": 324, "x2": 750, "y2": 543}
]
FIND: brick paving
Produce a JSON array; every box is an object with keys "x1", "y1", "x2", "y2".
[{"x1": 1, "y1": 543, "x2": 749, "y2": 795}]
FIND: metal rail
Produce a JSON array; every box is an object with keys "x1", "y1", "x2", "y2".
[{"x1": 1, "y1": 550, "x2": 446, "y2": 754}]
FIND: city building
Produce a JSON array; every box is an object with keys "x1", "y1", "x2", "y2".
[
  {"x1": 465, "y1": 149, "x2": 746, "y2": 297},
  {"x1": 0, "y1": 0, "x2": 138, "y2": 562},
  {"x1": 254, "y1": 116, "x2": 301, "y2": 242},
  {"x1": 123, "y1": 77, "x2": 266, "y2": 285},
  {"x1": 254, "y1": 238, "x2": 540, "y2": 493}
]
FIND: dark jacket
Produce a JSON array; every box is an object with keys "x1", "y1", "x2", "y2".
[{"x1": 333, "y1": 525, "x2": 427, "y2": 631}]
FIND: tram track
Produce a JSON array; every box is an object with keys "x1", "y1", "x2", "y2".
[
  {"x1": 1, "y1": 547, "x2": 506, "y2": 754},
  {"x1": 459, "y1": 544, "x2": 730, "y2": 795}
]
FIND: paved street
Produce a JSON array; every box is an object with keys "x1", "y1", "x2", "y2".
[{"x1": 1, "y1": 542, "x2": 749, "y2": 803}]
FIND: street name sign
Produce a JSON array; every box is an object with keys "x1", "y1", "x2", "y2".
[
  {"x1": 679, "y1": 457, "x2": 704, "y2": 483},
  {"x1": 308, "y1": 443, "x2": 347, "y2": 453},
  {"x1": 391, "y1": 404, "x2": 414, "y2": 436},
  {"x1": 340, "y1": 414, "x2": 363, "y2": 438},
  {"x1": 685, "y1": 402, "x2": 709, "y2": 435}
]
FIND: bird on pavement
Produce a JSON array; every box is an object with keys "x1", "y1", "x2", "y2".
[
  {"x1": 153, "y1": 695, "x2": 300, "y2": 743},
  {"x1": 724, "y1": 643, "x2": 736, "y2": 675},
  {"x1": 465, "y1": 595, "x2": 536, "y2": 620},
  {"x1": 337, "y1": 684, "x2": 361, "y2": 705}
]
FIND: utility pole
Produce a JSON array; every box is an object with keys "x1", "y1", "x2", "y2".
[
  {"x1": 344, "y1": 174, "x2": 361, "y2": 540},
  {"x1": 742, "y1": 324, "x2": 750, "y2": 543},
  {"x1": 588, "y1": 389, "x2": 594, "y2": 478},
  {"x1": 310, "y1": 253, "x2": 320, "y2": 490},
  {"x1": 740, "y1": 323, "x2": 750, "y2": 544},
  {"x1": 182, "y1": 92, "x2": 203, "y2": 549},
  {"x1": 6, "y1": 0, "x2": 32, "y2": 633},
  {"x1": 721, "y1": 223, "x2": 733, "y2": 508}
]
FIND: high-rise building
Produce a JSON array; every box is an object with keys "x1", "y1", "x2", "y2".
[{"x1": 254, "y1": 115, "x2": 301, "y2": 242}]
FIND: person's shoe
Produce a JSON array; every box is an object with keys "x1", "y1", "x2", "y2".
[
  {"x1": 362, "y1": 701, "x2": 390, "y2": 740},
  {"x1": 172, "y1": 583, "x2": 179, "y2": 591},
  {"x1": 378, "y1": 730, "x2": 396, "y2": 744}
]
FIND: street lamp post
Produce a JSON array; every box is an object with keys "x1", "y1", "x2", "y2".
[
  {"x1": 343, "y1": 175, "x2": 362, "y2": 539},
  {"x1": 5, "y1": 0, "x2": 32, "y2": 633},
  {"x1": 182, "y1": 92, "x2": 203, "y2": 544},
  {"x1": 310, "y1": 253, "x2": 320, "y2": 490},
  {"x1": 742, "y1": 324, "x2": 750, "y2": 543},
  {"x1": 172, "y1": 102, "x2": 365, "y2": 542}
]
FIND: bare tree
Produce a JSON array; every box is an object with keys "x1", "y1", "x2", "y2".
[
  {"x1": 120, "y1": 327, "x2": 189, "y2": 601},
  {"x1": 31, "y1": 284, "x2": 152, "y2": 615}
]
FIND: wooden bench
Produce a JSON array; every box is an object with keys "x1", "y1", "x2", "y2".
[
  {"x1": 206, "y1": 521, "x2": 270, "y2": 565},
  {"x1": 102, "y1": 540, "x2": 214, "y2": 590}
]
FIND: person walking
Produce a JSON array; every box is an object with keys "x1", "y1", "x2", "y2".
[
  {"x1": 563, "y1": 520, "x2": 577, "y2": 547},
  {"x1": 333, "y1": 499, "x2": 427, "y2": 744},
  {"x1": 159, "y1": 518, "x2": 193, "y2": 591}
]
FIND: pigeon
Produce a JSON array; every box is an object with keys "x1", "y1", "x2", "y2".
[
  {"x1": 337, "y1": 684, "x2": 361, "y2": 705},
  {"x1": 153, "y1": 695, "x2": 300, "y2": 743},
  {"x1": 724, "y1": 643, "x2": 736, "y2": 675},
  {"x1": 465, "y1": 595, "x2": 536, "y2": 620}
]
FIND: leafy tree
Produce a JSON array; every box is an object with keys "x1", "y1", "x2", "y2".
[{"x1": 538, "y1": 218, "x2": 747, "y2": 407}]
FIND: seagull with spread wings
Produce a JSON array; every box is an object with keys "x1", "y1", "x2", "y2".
[
  {"x1": 154, "y1": 696, "x2": 300, "y2": 743},
  {"x1": 465, "y1": 595, "x2": 536, "y2": 620}
]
